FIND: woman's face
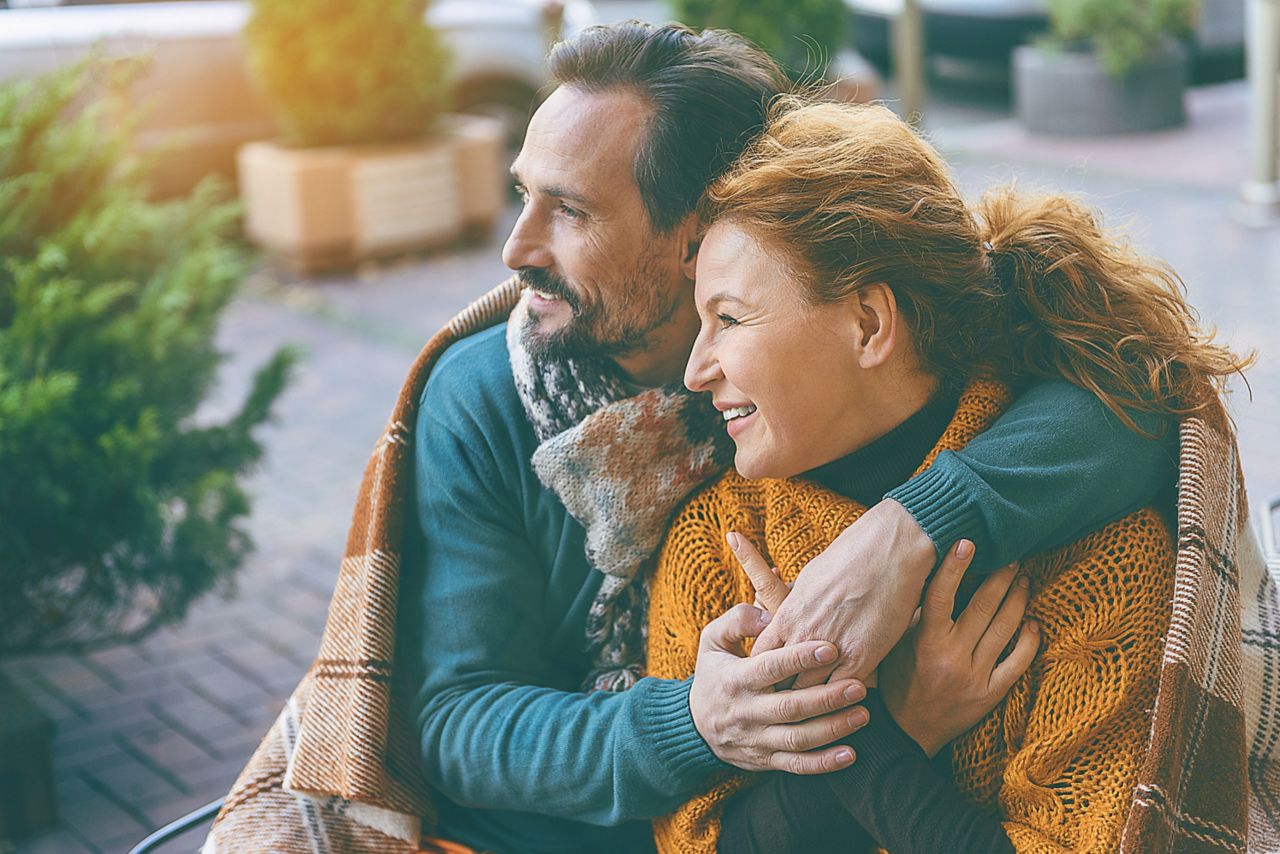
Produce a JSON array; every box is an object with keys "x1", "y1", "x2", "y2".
[{"x1": 685, "y1": 221, "x2": 890, "y2": 480}]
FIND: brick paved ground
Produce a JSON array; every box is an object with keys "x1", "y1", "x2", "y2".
[{"x1": 3, "y1": 77, "x2": 1278, "y2": 854}]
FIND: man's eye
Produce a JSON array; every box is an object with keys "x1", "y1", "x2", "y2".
[
  {"x1": 716, "y1": 313, "x2": 740, "y2": 328},
  {"x1": 557, "y1": 202, "x2": 583, "y2": 220}
]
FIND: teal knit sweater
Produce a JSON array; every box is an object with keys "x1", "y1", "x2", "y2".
[{"x1": 397, "y1": 323, "x2": 1175, "y2": 853}]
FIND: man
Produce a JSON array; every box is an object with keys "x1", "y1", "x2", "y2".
[{"x1": 398, "y1": 20, "x2": 1174, "y2": 854}]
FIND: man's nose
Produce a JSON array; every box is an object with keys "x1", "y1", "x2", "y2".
[
  {"x1": 502, "y1": 206, "x2": 553, "y2": 271},
  {"x1": 684, "y1": 331, "x2": 722, "y2": 393}
]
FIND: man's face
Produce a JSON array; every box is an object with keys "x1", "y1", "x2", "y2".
[{"x1": 503, "y1": 86, "x2": 691, "y2": 363}]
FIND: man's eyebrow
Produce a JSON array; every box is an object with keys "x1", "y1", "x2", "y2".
[
  {"x1": 539, "y1": 183, "x2": 594, "y2": 209},
  {"x1": 508, "y1": 168, "x2": 593, "y2": 209}
]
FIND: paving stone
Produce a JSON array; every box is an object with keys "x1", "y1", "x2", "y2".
[
  {"x1": 57, "y1": 776, "x2": 149, "y2": 853},
  {"x1": 10, "y1": 824, "x2": 98, "y2": 854},
  {"x1": 122, "y1": 722, "x2": 216, "y2": 771}
]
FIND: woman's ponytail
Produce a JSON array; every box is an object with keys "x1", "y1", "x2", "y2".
[{"x1": 976, "y1": 186, "x2": 1252, "y2": 435}]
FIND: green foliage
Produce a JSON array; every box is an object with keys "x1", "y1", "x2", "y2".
[
  {"x1": 669, "y1": 0, "x2": 847, "y2": 81},
  {"x1": 0, "y1": 60, "x2": 297, "y2": 653},
  {"x1": 1044, "y1": 0, "x2": 1199, "y2": 77},
  {"x1": 245, "y1": 0, "x2": 452, "y2": 147}
]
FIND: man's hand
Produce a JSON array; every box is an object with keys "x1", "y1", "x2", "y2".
[
  {"x1": 749, "y1": 499, "x2": 937, "y2": 688},
  {"x1": 688, "y1": 603, "x2": 869, "y2": 774}
]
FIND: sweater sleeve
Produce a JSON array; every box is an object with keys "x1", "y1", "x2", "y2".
[
  {"x1": 717, "y1": 691, "x2": 1014, "y2": 854},
  {"x1": 400, "y1": 401, "x2": 721, "y2": 827},
  {"x1": 886, "y1": 379, "x2": 1176, "y2": 573}
]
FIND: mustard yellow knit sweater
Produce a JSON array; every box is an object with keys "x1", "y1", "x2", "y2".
[{"x1": 646, "y1": 381, "x2": 1176, "y2": 853}]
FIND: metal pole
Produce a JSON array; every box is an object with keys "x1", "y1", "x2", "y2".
[
  {"x1": 1237, "y1": 0, "x2": 1280, "y2": 225},
  {"x1": 893, "y1": 0, "x2": 926, "y2": 125}
]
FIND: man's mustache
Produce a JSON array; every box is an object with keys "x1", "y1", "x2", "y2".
[{"x1": 519, "y1": 269, "x2": 580, "y2": 311}]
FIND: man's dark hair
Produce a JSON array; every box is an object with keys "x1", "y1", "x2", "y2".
[{"x1": 548, "y1": 21, "x2": 788, "y2": 233}]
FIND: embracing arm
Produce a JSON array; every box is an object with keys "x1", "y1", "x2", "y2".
[
  {"x1": 755, "y1": 378, "x2": 1175, "y2": 685},
  {"x1": 888, "y1": 378, "x2": 1176, "y2": 574},
  {"x1": 729, "y1": 511, "x2": 1177, "y2": 853},
  {"x1": 718, "y1": 541, "x2": 1033, "y2": 854},
  {"x1": 717, "y1": 691, "x2": 1014, "y2": 854},
  {"x1": 399, "y1": 408, "x2": 721, "y2": 826}
]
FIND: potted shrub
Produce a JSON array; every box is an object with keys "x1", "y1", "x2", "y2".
[
  {"x1": 669, "y1": 0, "x2": 880, "y2": 103},
  {"x1": 1014, "y1": 0, "x2": 1199, "y2": 134},
  {"x1": 237, "y1": 0, "x2": 506, "y2": 272},
  {"x1": 0, "y1": 57, "x2": 295, "y2": 834}
]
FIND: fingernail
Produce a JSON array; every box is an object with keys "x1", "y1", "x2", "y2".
[
  {"x1": 727, "y1": 531, "x2": 740, "y2": 550},
  {"x1": 844, "y1": 684, "x2": 864, "y2": 703},
  {"x1": 835, "y1": 748, "x2": 854, "y2": 765},
  {"x1": 1017, "y1": 574, "x2": 1030, "y2": 588},
  {"x1": 955, "y1": 540, "x2": 973, "y2": 559},
  {"x1": 759, "y1": 610, "x2": 772, "y2": 624},
  {"x1": 1028, "y1": 620, "x2": 1040, "y2": 634},
  {"x1": 850, "y1": 709, "x2": 869, "y2": 727},
  {"x1": 815, "y1": 645, "x2": 836, "y2": 663}
]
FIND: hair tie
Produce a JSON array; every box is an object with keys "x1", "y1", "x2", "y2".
[{"x1": 983, "y1": 240, "x2": 1016, "y2": 296}]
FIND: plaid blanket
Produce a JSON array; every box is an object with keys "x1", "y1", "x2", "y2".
[{"x1": 203, "y1": 282, "x2": 1279, "y2": 853}]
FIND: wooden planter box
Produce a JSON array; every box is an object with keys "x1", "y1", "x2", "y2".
[{"x1": 238, "y1": 113, "x2": 506, "y2": 273}]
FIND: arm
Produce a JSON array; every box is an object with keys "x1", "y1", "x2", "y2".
[
  {"x1": 718, "y1": 692, "x2": 1014, "y2": 854},
  {"x1": 754, "y1": 378, "x2": 1175, "y2": 685},
  {"x1": 719, "y1": 539, "x2": 1033, "y2": 854},
  {"x1": 401, "y1": 407, "x2": 720, "y2": 825},
  {"x1": 889, "y1": 379, "x2": 1176, "y2": 572}
]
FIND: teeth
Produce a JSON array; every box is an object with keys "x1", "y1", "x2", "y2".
[
  {"x1": 531, "y1": 289, "x2": 559, "y2": 301},
  {"x1": 722, "y1": 405, "x2": 757, "y2": 422}
]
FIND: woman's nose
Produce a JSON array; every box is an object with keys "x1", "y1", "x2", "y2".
[{"x1": 684, "y1": 331, "x2": 722, "y2": 393}]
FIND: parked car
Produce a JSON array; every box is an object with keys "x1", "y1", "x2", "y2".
[
  {"x1": 0, "y1": 0, "x2": 598, "y2": 194},
  {"x1": 844, "y1": 0, "x2": 1245, "y2": 83}
]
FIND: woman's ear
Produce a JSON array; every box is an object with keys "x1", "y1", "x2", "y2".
[
  {"x1": 674, "y1": 214, "x2": 702, "y2": 280},
  {"x1": 852, "y1": 283, "x2": 899, "y2": 369}
]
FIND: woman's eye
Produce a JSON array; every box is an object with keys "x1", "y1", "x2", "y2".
[{"x1": 716, "y1": 313, "x2": 740, "y2": 328}]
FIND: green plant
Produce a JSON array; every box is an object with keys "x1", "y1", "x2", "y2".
[
  {"x1": 245, "y1": 0, "x2": 452, "y2": 147},
  {"x1": 1044, "y1": 0, "x2": 1199, "y2": 77},
  {"x1": 0, "y1": 59, "x2": 297, "y2": 653},
  {"x1": 669, "y1": 0, "x2": 847, "y2": 81}
]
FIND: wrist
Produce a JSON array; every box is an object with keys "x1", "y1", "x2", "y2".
[
  {"x1": 865, "y1": 499, "x2": 935, "y2": 586},
  {"x1": 884, "y1": 706, "x2": 943, "y2": 759}
]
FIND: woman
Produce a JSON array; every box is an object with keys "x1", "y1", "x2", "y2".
[{"x1": 645, "y1": 99, "x2": 1250, "y2": 852}]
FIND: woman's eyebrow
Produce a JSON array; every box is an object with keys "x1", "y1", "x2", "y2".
[{"x1": 704, "y1": 293, "x2": 745, "y2": 310}]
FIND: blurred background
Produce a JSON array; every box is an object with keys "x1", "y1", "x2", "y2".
[{"x1": 0, "y1": 1, "x2": 1276, "y2": 851}]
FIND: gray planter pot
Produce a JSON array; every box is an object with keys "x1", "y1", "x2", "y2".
[{"x1": 1014, "y1": 39, "x2": 1189, "y2": 135}]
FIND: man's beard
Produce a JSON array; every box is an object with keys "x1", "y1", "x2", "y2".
[{"x1": 518, "y1": 262, "x2": 679, "y2": 363}]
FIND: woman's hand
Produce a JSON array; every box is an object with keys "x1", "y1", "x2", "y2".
[{"x1": 879, "y1": 540, "x2": 1040, "y2": 757}]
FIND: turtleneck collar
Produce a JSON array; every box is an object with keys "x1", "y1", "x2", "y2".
[{"x1": 803, "y1": 391, "x2": 959, "y2": 507}]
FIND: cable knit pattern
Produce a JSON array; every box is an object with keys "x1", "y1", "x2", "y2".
[{"x1": 647, "y1": 379, "x2": 1177, "y2": 853}]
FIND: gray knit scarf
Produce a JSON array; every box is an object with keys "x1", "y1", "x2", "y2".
[{"x1": 506, "y1": 292, "x2": 733, "y2": 691}]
